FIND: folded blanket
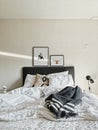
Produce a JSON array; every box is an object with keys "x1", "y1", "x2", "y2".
[{"x1": 45, "y1": 86, "x2": 82, "y2": 118}]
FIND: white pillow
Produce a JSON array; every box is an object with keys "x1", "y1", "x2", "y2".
[
  {"x1": 24, "y1": 74, "x2": 36, "y2": 87},
  {"x1": 66, "y1": 74, "x2": 74, "y2": 86},
  {"x1": 47, "y1": 71, "x2": 68, "y2": 78},
  {"x1": 49, "y1": 74, "x2": 74, "y2": 90}
]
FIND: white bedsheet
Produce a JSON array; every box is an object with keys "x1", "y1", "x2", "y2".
[{"x1": 0, "y1": 86, "x2": 98, "y2": 130}]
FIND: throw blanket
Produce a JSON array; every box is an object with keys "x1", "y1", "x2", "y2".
[{"x1": 45, "y1": 86, "x2": 82, "y2": 119}]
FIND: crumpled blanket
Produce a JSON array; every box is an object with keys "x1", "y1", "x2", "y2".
[{"x1": 45, "y1": 86, "x2": 82, "y2": 118}]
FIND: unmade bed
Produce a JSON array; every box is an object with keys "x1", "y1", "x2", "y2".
[{"x1": 0, "y1": 66, "x2": 98, "y2": 130}]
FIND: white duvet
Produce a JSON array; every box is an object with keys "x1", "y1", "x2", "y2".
[
  {"x1": 0, "y1": 86, "x2": 58, "y2": 121},
  {"x1": 0, "y1": 86, "x2": 98, "y2": 130}
]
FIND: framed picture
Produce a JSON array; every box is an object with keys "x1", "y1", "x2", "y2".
[
  {"x1": 33, "y1": 46, "x2": 49, "y2": 66},
  {"x1": 50, "y1": 55, "x2": 64, "y2": 66}
]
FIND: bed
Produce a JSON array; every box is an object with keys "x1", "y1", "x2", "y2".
[{"x1": 0, "y1": 66, "x2": 98, "y2": 130}]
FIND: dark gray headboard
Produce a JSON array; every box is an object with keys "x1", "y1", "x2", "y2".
[{"x1": 22, "y1": 66, "x2": 75, "y2": 85}]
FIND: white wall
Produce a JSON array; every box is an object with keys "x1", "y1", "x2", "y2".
[
  {"x1": 0, "y1": 0, "x2": 98, "y2": 19},
  {"x1": 0, "y1": 19, "x2": 98, "y2": 93}
]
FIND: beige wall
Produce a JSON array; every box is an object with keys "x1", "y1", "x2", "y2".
[
  {"x1": 0, "y1": 19, "x2": 98, "y2": 93},
  {"x1": 0, "y1": 0, "x2": 98, "y2": 19}
]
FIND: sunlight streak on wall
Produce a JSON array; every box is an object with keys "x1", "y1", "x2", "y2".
[{"x1": 0, "y1": 51, "x2": 32, "y2": 60}]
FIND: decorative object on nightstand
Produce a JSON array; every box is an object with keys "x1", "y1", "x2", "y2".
[
  {"x1": 2, "y1": 85, "x2": 7, "y2": 93},
  {"x1": 86, "y1": 75, "x2": 94, "y2": 92}
]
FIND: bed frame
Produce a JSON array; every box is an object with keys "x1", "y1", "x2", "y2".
[
  {"x1": 23, "y1": 66, "x2": 75, "y2": 84},
  {"x1": 22, "y1": 66, "x2": 75, "y2": 85}
]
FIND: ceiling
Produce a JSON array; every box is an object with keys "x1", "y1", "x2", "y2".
[{"x1": 0, "y1": 0, "x2": 98, "y2": 19}]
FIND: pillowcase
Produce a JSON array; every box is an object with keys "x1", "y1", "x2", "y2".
[
  {"x1": 24, "y1": 74, "x2": 36, "y2": 87},
  {"x1": 47, "y1": 71, "x2": 68, "y2": 78},
  {"x1": 49, "y1": 74, "x2": 74, "y2": 90},
  {"x1": 34, "y1": 74, "x2": 49, "y2": 87},
  {"x1": 66, "y1": 74, "x2": 74, "y2": 86}
]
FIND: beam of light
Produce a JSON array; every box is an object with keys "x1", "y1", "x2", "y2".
[{"x1": 0, "y1": 51, "x2": 32, "y2": 59}]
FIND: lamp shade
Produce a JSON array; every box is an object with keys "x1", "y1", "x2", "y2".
[
  {"x1": 86, "y1": 75, "x2": 94, "y2": 84},
  {"x1": 86, "y1": 75, "x2": 91, "y2": 80},
  {"x1": 90, "y1": 79, "x2": 94, "y2": 83}
]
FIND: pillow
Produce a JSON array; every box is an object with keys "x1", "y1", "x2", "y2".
[
  {"x1": 47, "y1": 71, "x2": 69, "y2": 89},
  {"x1": 47, "y1": 71, "x2": 68, "y2": 78},
  {"x1": 34, "y1": 74, "x2": 49, "y2": 87},
  {"x1": 24, "y1": 74, "x2": 36, "y2": 87},
  {"x1": 49, "y1": 74, "x2": 74, "y2": 90},
  {"x1": 66, "y1": 74, "x2": 74, "y2": 86}
]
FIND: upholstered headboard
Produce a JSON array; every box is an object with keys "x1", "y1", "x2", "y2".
[{"x1": 22, "y1": 66, "x2": 75, "y2": 85}]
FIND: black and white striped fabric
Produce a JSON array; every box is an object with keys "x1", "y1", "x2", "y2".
[
  {"x1": 45, "y1": 86, "x2": 82, "y2": 118},
  {"x1": 45, "y1": 98, "x2": 75, "y2": 118}
]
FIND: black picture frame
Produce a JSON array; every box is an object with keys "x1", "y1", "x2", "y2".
[
  {"x1": 32, "y1": 46, "x2": 49, "y2": 66},
  {"x1": 50, "y1": 55, "x2": 64, "y2": 66}
]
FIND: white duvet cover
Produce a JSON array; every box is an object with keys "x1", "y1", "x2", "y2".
[{"x1": 0, "y1": 86, "x2": 98, "y2": 130}]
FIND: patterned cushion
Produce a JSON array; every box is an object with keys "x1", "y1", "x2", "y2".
[{"x1": 34, "y1": 74, "x2": 49, "y2": 87}]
